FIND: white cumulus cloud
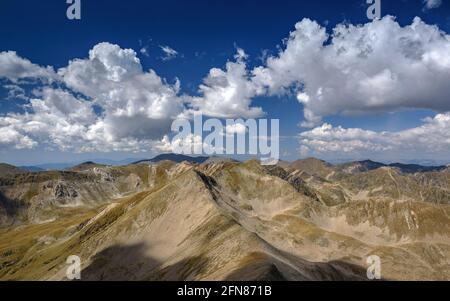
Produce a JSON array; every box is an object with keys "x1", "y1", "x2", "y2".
[
  {"x1": 190, "y1": 49, "x2": 264, "y2": 119},
  {"x1": 252, "y1": 16, "x2": 450, "y2": 127},
  {"x1": 58, "y1": 42, "x2": 185, "y2": 142},
  {"x1": 0, "y1": 51, "x2": 57, "y2": 83},
  {"x1": 299, "y1": 113, "x2": 450, "y2": 160},
  {"x1": 0, "y1": 43, "x2": 186, "y2": 152}
]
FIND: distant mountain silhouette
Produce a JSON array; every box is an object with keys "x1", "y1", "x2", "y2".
[
  {"x1": 336, "y1": 159, "x2": 446, "y2": 174},
  {"x1": 4, "y1": 156, "x2": 448, "y2": 175},
  {"x1": 388, "y1": 163, "x2": 446, "y2": 173},
  {"x1": 0, "y1": 163, "x2": 27, "y2": 176},
  {"x1": 19, "y1": 166, "x2": 45, "y2": 172},
  {"x1": 133, "y1": 153, "x2": 210, "y2": 164}
]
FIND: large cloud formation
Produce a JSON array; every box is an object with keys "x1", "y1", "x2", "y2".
[
  {"x1": 0, "y1": 43, "x2": 185, "y2": 152},
  {"x1": 0, "y1": 43, "x2": 265, "y2": 152},
  {"x1": 250, "y1": 16, "x2": 450, "y2": 159},
  {"x1": 299, "y1": 113, "x2": 450, "y2": 159},
  {"x1": 252, "y1": 16, "x2": 450, "y2": 127},
  {"x1": 59, "y1": 43, "x2": 184, "y2": 141},
  {"x1": 1, "y1": 16, "x2": 450, "y2": 159}
]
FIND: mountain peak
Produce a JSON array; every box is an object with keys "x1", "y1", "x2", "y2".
[
  {"x1": 0, "y1": 163, "x2": 26, "y2": 176},
  {"x1": 70, "y1": 161, "x2": 106, "y2": 172},
  {"x1": 133, "y1": 153, "x2": 210, "y2": 165}
]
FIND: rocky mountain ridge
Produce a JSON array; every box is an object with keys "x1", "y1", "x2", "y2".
[{"x1": 0, "y1": 157, "x2": 449, "y2": 280}]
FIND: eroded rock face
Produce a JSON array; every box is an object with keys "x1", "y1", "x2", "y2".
[
  {"x1": 54, "y1": 183, "x2": 79, "y2": 199},
  {"x1": 0, "y1": 164, "x2": 158, "y2": 226},
  {"x1": 0, "y1": 159, "x2": 449, "y2": 281},
  {"x1": 92, "y1": 168, "x2": 114, "y2": 182}
]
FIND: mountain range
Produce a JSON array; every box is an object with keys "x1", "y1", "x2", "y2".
[
  {"x1": 6, "y1": 154, "x2": 449, "y2": 174},
  {"x1": 0, "y1": 155, "x2": 449, "y2": 280},
  {"x1": 16, "y1": 158, "x2": 148, "y2": 172}
]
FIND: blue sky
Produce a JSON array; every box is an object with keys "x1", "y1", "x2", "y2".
[{"x1": 1, "y1": 0, "x2": 450, "y2": 165}]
